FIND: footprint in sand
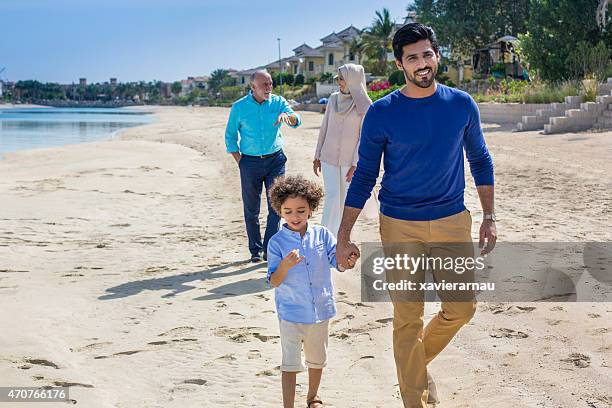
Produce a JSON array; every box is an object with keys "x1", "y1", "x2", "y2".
[
  {"x1": 214, "y1": 326, "x2": 278, "y2": 343},
  {"x1": 545, "y1": 319, "x2": 564, "y2": 326},
  {"x1": 24, "y1": 359, "x2": 59, "y2": 369},
  {"x1": 254, "y1": 294, "x2": 270, "y2": 301},
  {"x1": 158, "y1": 326, "x2": 195, "y2": 337},
  {"x1": 70, "y1": 342, "x2": 113, "y2": 352},
  {"x1": 487, "y1": 305, "x2": 536, "y2": 315},
  {"x1": 331, "y1": 320, "x2": 386, "y2": 340},
  {"x1": 561, "y1": 353, "x2": 591, "y2": 368},
  {"x1": 590, "y1": 327, "x2": 610, "y2": 334},
  {"x1": 489, "y1": 328, "x2": 529, "y2": 339},
  {"x1": 182, "y1": 379, "x2": 207, "y2": 385},
  {"x1": 53, "y1": 381, "x2": 94, "y2": 388},
  {"x1": 247, "y1": 350, "x2": 262, "y2": 360},
  {"x1": 331, "y1": 314, "x2": 355, "y2": 325},
  {"x1": 588, "y1": 313, "x2": 601, "y2": 318},
  {"x1": 94, "y1": 350, "x2": 144, "y2": 359},
  {"x1": 216, "y1": 354, "x2": 237, "y2": 361},
  {"x1": 256, "y1": 366, "x2": 281, "y2": 377},
  {"x1": 147, "y1": 338, "x2": 197, "y2": 345}
]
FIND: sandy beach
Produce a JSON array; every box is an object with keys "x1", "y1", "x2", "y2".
[{"x1": 0, "y1": 106, "x2": 610, "y2": 407}]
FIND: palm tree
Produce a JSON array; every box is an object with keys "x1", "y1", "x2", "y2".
[
  {"x1": 598, "y1": 0, "x2": 610, "y2": 28},
  {"x1": 362, "y1": 8, "x2": 396, "y2": 75},
  {"x1": 349, "y1": 37, "x2": 366, "y2": 64},
  {"x1": 208, "y1": 69, "x2": 230, "y2": 93}
]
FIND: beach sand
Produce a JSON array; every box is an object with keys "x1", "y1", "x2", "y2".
[{"x1": 0, "y1": 106, "x2": 610, "y2": 407}]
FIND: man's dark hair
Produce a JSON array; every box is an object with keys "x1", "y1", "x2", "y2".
[{"x1": 392, "y1": 23, "x2": 440, "y2": 60}]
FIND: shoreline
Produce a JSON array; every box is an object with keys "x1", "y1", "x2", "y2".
[{"x1": 0, "y1": 107, "x2": 158, "y2": 160}]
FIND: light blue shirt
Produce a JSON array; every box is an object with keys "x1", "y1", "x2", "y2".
[
  {"x1": 224, "y1": 92, "x2": 302, "y2": 156},
  {"x1": 266, "y1": 224, "x2": 338, "y2": 324}
]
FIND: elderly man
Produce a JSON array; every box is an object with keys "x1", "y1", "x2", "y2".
[{"x1": 225, "y1": 70, "x2": 301, "y2": 262}]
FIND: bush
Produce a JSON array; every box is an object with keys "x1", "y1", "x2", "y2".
[
  {"x1": 436, "y1": 73, "x2": 450, "y2": 85},
  {"x1": 388, "y1": 70, "x2": 406, "y2": 86},
  {"x1": 368, "y1": 85, "x2": 401, "y2": 102},
  {"x1": 218, "y1": 86, "x2": 244, "y2": 101},
  {"x1": 271, "y1": 72, "x2": 294, "y2": 87},
  {"x1": 318, "y1": 72, "x2": 333, "y2": 83},
  {"x1": 605, "y1": 64, "x2": 612, "y2": 80},
  {"x1": 471, "y1": 79, "x2": 583, "y2": 104},
  {"x1": 491, "y1": 62, "x2": 506, "y2": 75},
  {"x1": 369, "y1": 81, "x2": 391, "y2": 92},
  {"x1": 272, "y1": 85, "x2": 312, "y2": 100},
  {"x1": 294, "y1": 74, "x2": 305, "y2": 86}
]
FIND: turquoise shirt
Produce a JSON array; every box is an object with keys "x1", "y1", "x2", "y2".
[
  {"x1": 267, "y1": 224, "x2": 338, "y2": 324},
  {"x1": 224, "y1": 92, "x2": 302, "y2": 155}
]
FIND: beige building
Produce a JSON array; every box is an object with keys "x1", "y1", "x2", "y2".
[
  {"x1": 180, "y1": 76, "x2": 210, "y2": 96},
  {"x1": 236, "y1": 25, "x2": 363, "y2": 85}
]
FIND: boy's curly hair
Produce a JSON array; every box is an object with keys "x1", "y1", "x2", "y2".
[{"x1": 269, "y1": 175, "x2": 324, "y2": 216}]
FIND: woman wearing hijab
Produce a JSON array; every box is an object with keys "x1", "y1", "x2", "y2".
[{"x1": 313, "y1": 63, "x2": 372, "y2": 237}]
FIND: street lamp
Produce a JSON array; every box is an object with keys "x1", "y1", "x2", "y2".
[{"x1": 277, "y1": 38, "x2": 283, "y2": 97}]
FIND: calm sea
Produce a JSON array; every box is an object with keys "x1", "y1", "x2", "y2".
[{"x1": 0, "y1": 107, "x2": 153, "y2": 157}]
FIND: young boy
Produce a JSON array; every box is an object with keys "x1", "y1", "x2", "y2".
[{"x1": 267, "y1": 175, "x2": 356, "y2": 408}]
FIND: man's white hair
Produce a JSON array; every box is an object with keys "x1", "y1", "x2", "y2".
[{"x1": 250, "y1": 69, "x2": 270, "y2": 82}]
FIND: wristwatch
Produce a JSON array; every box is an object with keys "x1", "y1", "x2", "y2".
[{"x1": 483, "y1": 213, "x2": 497, "y2": 222}]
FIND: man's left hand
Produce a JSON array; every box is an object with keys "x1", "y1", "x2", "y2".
[
  {"x1": 479, "y1": 220, "x2": 497, "y2": 255},
  {"x1": 274, "y1": 113, "x2": 296, "y2": 127}
]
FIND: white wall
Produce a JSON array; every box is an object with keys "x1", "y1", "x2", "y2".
[{"x1": 316, "y1": 82, "x2": 338, "y2": 98}]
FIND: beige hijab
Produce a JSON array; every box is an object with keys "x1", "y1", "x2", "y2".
[{"x1": 334, "y1": 63, "x2": 372, "y2": 116}]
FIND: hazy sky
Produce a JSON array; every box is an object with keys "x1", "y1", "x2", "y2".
[{"x1": 0, "y1": 0, "x2": 409, "y2": 84}]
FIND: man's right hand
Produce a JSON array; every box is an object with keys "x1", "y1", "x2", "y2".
[
  {"x1": 336, "y1": 238, "x2": 360, "y2": 270},
  {"x1": 231, "y1": 152, "x2": 242, "y2": 164}
]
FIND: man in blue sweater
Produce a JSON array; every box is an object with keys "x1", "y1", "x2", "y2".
[{"x1": 336, "y1": 24, "x2": 497, "y2": 407}]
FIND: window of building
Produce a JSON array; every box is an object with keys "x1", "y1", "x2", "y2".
[
  {"x1": 328, "y1": 53, "x2": 334, "y2": 66},
  {"x1": 293, "y1": 65, "x2": 298, "y2": 74},
  {"x1": 308, "y1": 61, "x2": 314, "y2": 71},
  {"x1": 349, "y1": 52, "x2": 355, "y2": 61},
  {"x1": 442, "y1": 66, "x2": 449, "y2": 73}
]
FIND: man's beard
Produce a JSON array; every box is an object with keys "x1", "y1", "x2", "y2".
[{"x1": 404, "y1": 65, "x2": 437, "y2": 89}]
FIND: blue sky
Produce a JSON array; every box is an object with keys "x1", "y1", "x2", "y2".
[{"x1": 0, "y1": 0, "x2": 409, "y2": 84}]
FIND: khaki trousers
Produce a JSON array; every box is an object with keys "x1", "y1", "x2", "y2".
[{"x1": 379, "y1": 210, "x2": 477, "y2": 408}]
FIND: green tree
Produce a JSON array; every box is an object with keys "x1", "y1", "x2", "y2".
[
  {"x1": 521, "y1": 0, "x2": 612, "y2": 81},
  {"x1": 409, "y1": 0, "x2": 530, "y2": 60},
  {"x1": 349, "y1": 37, "x2": 366, "y2": 64},
  {"x1": 362, "y1": 8, "x2": 396, "y2": 75},
  {"x1": 208, "y1": 69, "x2": 236, "y2": 93},
  {"x1": 171, "y1": 81, "x2": 182, "y2": 96},
  {"x1": 388, "y1": 70, "x2": 406, "y2": 85},
  {"x1": 272, "y1": 72, "x2": 294, "y2": 87}
]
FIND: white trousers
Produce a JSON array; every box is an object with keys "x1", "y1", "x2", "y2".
[{"x1": 321, "y1": 161, "x2": 352, "y2": 237}]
